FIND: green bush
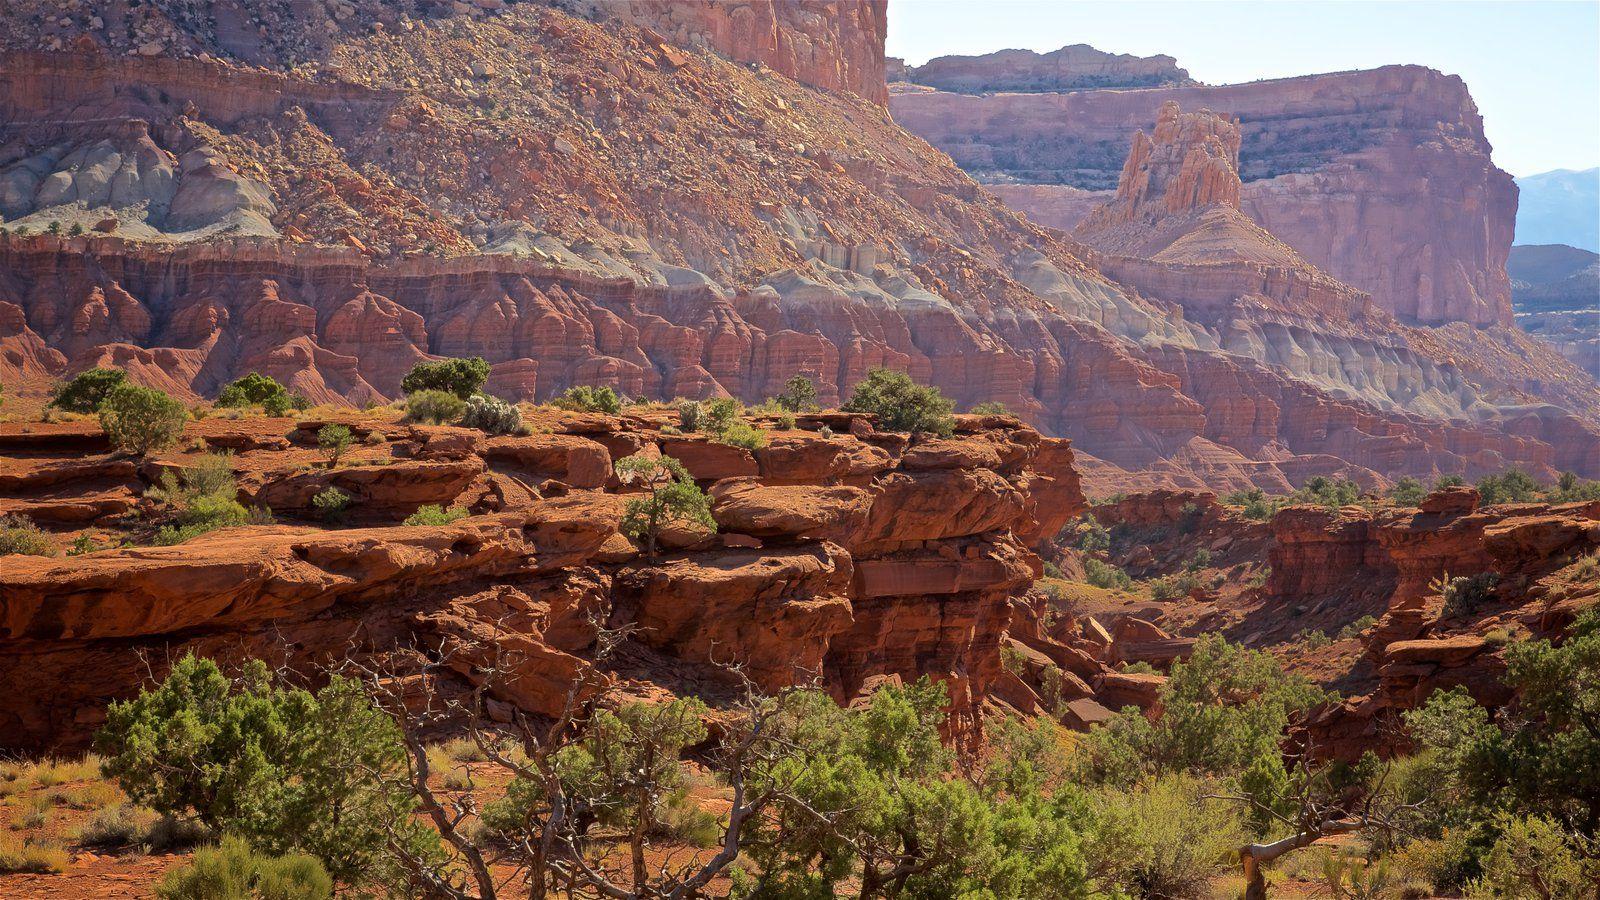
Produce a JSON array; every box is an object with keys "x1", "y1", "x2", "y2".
[
  {"x1": 842, "y1": 368, "x2": 954, "y2": 436},
  {"x1": 676, "y1": 399, "x2": 703, "y2": 432},
  {"x1": 746, "y1": 681, "x2": 1094, "y2": 899},
  {"x1": 403, "y1": 504, "x2": 468, "y2": 526},
  {"x1": 0, "y1": 514, "x2": 54, "y2": 556},
  {"x1": 316, "y1": 424, "x2": 352, "y2": 468},
  {"x1": 702, "y1": 397, "x2": 743, "y2": 433},
  {"x1": 1388, "y1": 476, "x2": 1427, "y2": 506},
  {"x1": 716, "y1": 420, "x2": 767, "y2": 449},
  {"x1": 405, "y1": 389, "x2": 466, "y2": 425},
  {"x1": 1087, "y1": 774, "x2": 1243, "y2": 900},
  {"x1": 1434, "y1": 571, "x2": 1500, "y2": 618},
  {"x1": 615, "y1": 454, "x2": 713, "y2": 555},
  {"x1": 97, "y1": 655, "x2": 433, "y2": 888},
  {"x1": 399, "y1": 357, "x2": 489, "y2": 399},
  {"x1": 99, "y1": 383, "x2": 188, "y2": 455},
  {"x1": 217, "y1": 373, "x2": 291, "y2": 410},
  {"x1": 969, "y1": 400, "x2": 1011, "y2": 415},
  {"x1": 311, "y1": 487, "x2": 351, "y2": 523},
  {"x1": 1471, "y1": 816, "x2": 1596, "y2": 899},
  {"x1": 458, "y1": 394, "x2": 523, "y2": 435},
  {"x1": 1083, "y1": 557, "x2": 1132, "y2": 590},
  {"x1": 49, "y1": 367, "x2": 127, "y2": 413},
  {"x1": 1475, "y1": 468, "x2": 1541, "y2": 505},
  {"x1": 156, "y1": 835, "x2": 333, "y2": 900},
  {"x1": 1077, "y1": 635, "x2": 1327, "y2": 830},
  {"x1": 148, "y1": 452, "x2": 265, "y2": 545},
  {"x1": 552, "y1": 384, "x2": 623, "y2": 414},
  {"x1": 773, "y1": 374, "x2": 818, "y2": 413}
]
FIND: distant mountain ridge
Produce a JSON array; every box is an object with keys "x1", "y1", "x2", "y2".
[{"x1": 1514, "y1": 168, "x2": 1599, "y2": 252}]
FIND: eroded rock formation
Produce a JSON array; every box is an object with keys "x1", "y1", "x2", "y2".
[
  {"x1": 0, "y1": 411, "x2": 1087, "y2": 751},
  {"x1": 892, "y1": 65, "x2": 1518, "y2": 329},
  {"x1": 896, "y1": 45, "x2": 1192, "y2": 93}
]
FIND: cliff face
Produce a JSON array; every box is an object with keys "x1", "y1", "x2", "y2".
[
  {"x1": 613, "y1": 0, "x2": 889, "y2": 105},
  {"x1": 898, "y1": 45, "x2": 1191, "y2": 93},
  {"x1": 891, "y1": 65, "x2": 1518, "y2": 328},
  {"x1": 0, "y1": 412, "x2": 1083, "y2": 751},
  {"x1": 0, "y1": 4, "x2": 1596, "y2": 492}
]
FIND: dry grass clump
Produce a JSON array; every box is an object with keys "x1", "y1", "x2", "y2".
[{"x1": 0, "y1": 831, "x2": 69, "y2": 874}]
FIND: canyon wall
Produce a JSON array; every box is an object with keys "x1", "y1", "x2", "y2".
[
  {"x1": 891, "y1": 65, "x2": 1518, "y2": 328},
  {"x1": 897, "y1": 45, "x2": 1191, "y2": 93},
  {"x1": 614, "y1": 0, "x2": 889, "y2": 105}
]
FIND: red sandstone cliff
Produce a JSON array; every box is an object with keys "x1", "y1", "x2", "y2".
[
  {"x1": 899, "y1": 45, "x2": 1191, "y2": 93},
  {"x1": 0, "y1": 411, "x2": 1084, "y2": 751},
  {"x1": 891, "y1": 64, "x2": 1519, "y2": 329},
  {"x1": 614, "y1": 1, "x2": 889, "y2": 106},
  {"x1": 0, "y1": 5, "x2": 1596, "y2": 491}
]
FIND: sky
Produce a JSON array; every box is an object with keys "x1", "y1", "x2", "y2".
[{"x1": 886, "y1": 0, "x2": 1600, "y2": 177}]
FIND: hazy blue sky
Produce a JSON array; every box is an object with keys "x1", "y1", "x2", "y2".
[{"x1": 887, "y1": 0, "x2": 1600, "y2": 177}]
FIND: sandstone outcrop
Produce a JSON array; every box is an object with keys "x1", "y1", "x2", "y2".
[
  {"x1": 0, "y1": 411, "x2": 1086, "y2": 751},
  {"x1": 892, "y1": 65, "x2": 1518, "y2": 329},
  {"x1": 897, "y1": 45, "x2": 1192, "y2": 93},
  {"x1": 1262, "y1": 490, "x2": 1600, "y2": 756},
  {"x1": 614, "y1": 1, "x2": 889, "y2": 105}
]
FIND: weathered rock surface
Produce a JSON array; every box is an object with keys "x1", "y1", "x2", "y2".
[
  {"x1": 892, "y1": 65, "x2": 1517, "y2": 329},
  {"x1": 0, "y1": 413, "x2": 1086, "y2": 751},
  {"x1": 897, "y1": 45, "x2": 1192, "y2": 93}
]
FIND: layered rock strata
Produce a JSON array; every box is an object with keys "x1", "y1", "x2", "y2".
[
  {"x1": 0, "y1": 412, "x2": 1088, "y2": 751},
  {"x1": 892, "y1": 64, "x2": 1517, "y2": 328}
]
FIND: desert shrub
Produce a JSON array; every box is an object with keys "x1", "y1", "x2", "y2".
[
  {"x1": 552, "y1": 384, "x2": 623, "y2": 414},
  {"x1": 311, "y1": 487, "x2": 351, "y2": 523},
  {"x1": 717, "y1": 419, "x2": 767, "y2": 449},
  {"x1": 404, "y1": 389, "x2": 466, "y2": 425},
  {"x1": 1148, "y1": 571, "x2": 1203, "y2": 602},
  {"x1": 1187, "y1": 548, "x2": 1212, "y2": 571},
  {"x1": 1318, "y1": 849, "x2": 1396, "y2": 900},
  {"x1": 1296, "y1": 628, "x2": 1333, "y2": 650},
  {"x1": 403, "y1": 504, "x2": 468, "y2": 526},
  {"x1": 77, "y1": 803, "x2": 169, "y2": 850},
  {"x1": 1550, "y1": 471, "x2": 1600, "y2": 502},
  {"x1": 316, "y1": 424, "x2": 352, "y2": 468},
  {"x1": 0, "y1": 832, "x2": 69, "y2": 874},
  {"x1": 1434, "y1": 474, "x2": 1466, "y2": 490},
  {"x1": 968, "y1": 400, "x2": 1011, "y2": 415},
  {"x1": 1245, "y1": 565, "x2": 1270, "y2": 588},
  {"x1": 0, "y1": 514, "x2": 54, "y2": 556},
  {"x1": 1083, "y1": 557, "x2": 1132, "y2": 591},
  {"x1": 1077, "y1": 635, "x2": 1327, "y2": 827},
  {"x1": 773, "y1": 374, "x2": 818, "y2": 413},
  {"x1": 615, "y1": 454, "x2": 713, "y2": 555},
  {"x1": 458, "y1": 393, "x2": 523, "y2": 435},
  {"x1": 1470, "y1": 815, "x2": 1597, "y2": 899},
  {"x1": 1388, "y1": 476, "x2": 1427, "y2": 506},
  {"x1": 1070, "y1": 515, "x2": 1110, "y2": 553},
  {"x1": 746, "y1": 681, "x2": 1095, "y2": 900},
  {"x1": 217, "y1": 373, "x2": 291, "y2": 410},
  {"x1": 97, "y1": 655, "x2": 433, "y2": 888},
  {"x1": 99, "y1": 383, "x2": 188, "y2": 454},
  {"x1": 156, "y1": 835, "x2": 333, "y2": 900},
  {"x1": 49, "y1": 367, "x2": 127, "y2": 412},
  {"x1": 149, "y1": 452, "x2": 264, "y2": 545},
  {"x1": 676, "y1": 399, "x2": 703, "y2": 432},
  {"x1": 702, "y1": 396, "x2": 743, "y2": 433},
  {"x1": 1434, "y1": 571, "x2": 1500, "y2": 618},
  {"x1": 1475, "y1": 468, "x2": 1541, "y2": 505},
  {"x1": 399, "y1": 357, "x2": 489, "y2": 399},
  {"x1": 1088, "y1": 774, "x2": 1244, "y2": 900},
  {"x1": 1225, "y1": 488, "x2": 1286, "y2": 521},
  {"x1": 1339, "y1": 615, "x2": 1379, "y2": 640},
  {"x1": 1297, "y1": 476, "x2": 1364, "y2": 509},
  {"x1": 842, "y1": 368, "x2": 955, "y2": 436}
]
